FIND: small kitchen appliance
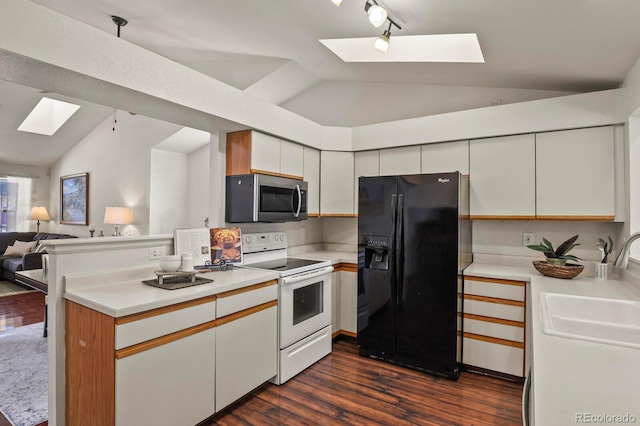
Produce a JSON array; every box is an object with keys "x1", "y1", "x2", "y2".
[
  {"x1": 239, "y1": 232, "x2": 333, "y2": 384},
  {"x1": 226, "y1": 174, "x2": 308, "y2": 223}
]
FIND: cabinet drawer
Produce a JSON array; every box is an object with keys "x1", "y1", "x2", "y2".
[
  {"x1": 463, "y1": 318, "x2": 524, "y2": 342},
  {"x1": 115, "y1": 299, "x2": 216, "y2": 350},
  {"x1": 463, "y1": 337, "x2": 524, "y2": 377},
  {"x1": 464, "y1": 297, "x2": 525, "y2": 322},
  {"x1": 464, "y1": 278, "x2": 524, "y2": 301},
  {"x1": 217, "y1": 281, "x2": 277, "y2": 318}
]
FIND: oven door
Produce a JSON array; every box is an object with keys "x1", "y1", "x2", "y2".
[{"x1": 279, "y1": 266, "x2": 333, "y2": 348}]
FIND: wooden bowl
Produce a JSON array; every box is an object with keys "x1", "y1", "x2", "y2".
[{"x1": 532, "y1": 261, "x2": 584, "y2": 279}]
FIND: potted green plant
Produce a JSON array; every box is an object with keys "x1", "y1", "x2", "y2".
[
  {"x1": 527, "y1": 235, "x2": 582, "y2": 266},
  {"x1": 595, "y1": 236, "x2": 613, "y2": 279}
]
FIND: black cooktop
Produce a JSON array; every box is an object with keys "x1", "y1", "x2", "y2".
[{"x1": 246, "y1": 257, "x2": 325, "y2": 272}]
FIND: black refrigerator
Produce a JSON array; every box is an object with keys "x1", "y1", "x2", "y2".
[{"x1": 357, "y1": 172, "x2": 471, "y2": 380}]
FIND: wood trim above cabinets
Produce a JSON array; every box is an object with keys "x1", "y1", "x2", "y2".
[
  {"x1": 464, "y1": 332, "x2": 524, "y2": 349},
  {"x1": 116, "y1": 295, "x2": 217, "y2": 325},
  {"x1": 217, "y1": 280, "x2": 278, "y2": 299},
  {"x1": 463, "y1": 294, "x2": 525, "y2": 308},
  {"x1": 464, "y1": 276, "x2": 526, "y2": 287},
  {"x1": 308, "y1": 213, "x2": 321, "y2": 218},
  {"x1": 115, "y1": 320, "x2": 218, "y2": 359},
  {"x1": 470, "y1": 215, "x2": 537, "y2": 220},
  {"x1": 248, "y1": 169, "x2": 304, "y2": 181},
  {"x1": 335, "y1": 263, "x2": 358, "y2": 272},
  {"x1": 249, "y1": 169, "x2": 280, "y2": 177},
  {"x1": 535, "y1": 215, "x2": 615, "y2": 221},
  {"x1": 216, "y1": 300, "x2": 278, "y2": 327},
  {"x1": 321, "y1": 214, "x2": 358, "y2": 218},
  {"x1": 471, "y1": 214, "x2": 615, "y2": 221},
  {"x1": 277, "y1": 172, "x2": 305, "y2": 181}
]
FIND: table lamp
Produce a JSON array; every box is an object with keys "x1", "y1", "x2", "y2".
[
  {"x1": 104, "y1": 207, "x2": 133, "y2": 236},
  {"x1": 28, "y1": 206, "x2": 51, "y2": 232}
]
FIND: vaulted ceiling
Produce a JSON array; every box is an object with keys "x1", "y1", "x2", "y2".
[{"x1": 3, "y1": 0, "x2": 640, "y2": 166}]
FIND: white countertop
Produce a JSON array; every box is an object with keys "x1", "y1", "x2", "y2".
[
  {"x1": 292, "y1": 250, "x2": 357, "y2": 264},
  {"x1": 464, "y1": 262, "x2": 640, "y2": 425},
  {"x1": 63, "y1": 266, "x2": 280, "y2": 318},
  {"x1": 62, "y1": 249, "x2": 354, "y2": 318}
]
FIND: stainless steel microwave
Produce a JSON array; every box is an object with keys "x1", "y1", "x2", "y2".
[{"x1": 225, "y1": 174, "x2": 308, "y2": 223}]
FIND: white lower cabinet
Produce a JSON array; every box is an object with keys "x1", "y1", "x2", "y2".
[
  {"x1": 115, "y1": 328, "x2": 216, "y2": 426},
  {"x1": 462, "y1": 337, "x2": 524, "y2": 377},
  {"x1": 462, "y1": 275, "x2": 527, "y2": 378},
  {"x1": 331, "y1": 270, "x2": 341, "y2": 336},
  {"x1": 331, "y1": 268, "x2": 358, "y2": 337},
  {"x1": 339, "y1": 270, "x2": 357, "y2": 335},
  {"x1": 215, "y1": 305, "x2": 277, "y2": 412}
]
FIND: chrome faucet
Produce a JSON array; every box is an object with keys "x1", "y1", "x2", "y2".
[{"x1": 614, "y1": 231, "x2": 640, "y2": 269}]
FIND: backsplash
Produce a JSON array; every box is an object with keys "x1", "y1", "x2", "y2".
[
  {"x1": 472, "y1": 220, "x2": 625, "y2": 262},
  {"x1": 229, "y1": 217, "x2": 623, "y2": 263}
]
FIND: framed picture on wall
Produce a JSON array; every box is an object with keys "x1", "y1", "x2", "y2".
[{"x1": 60, "y1": 172, "x2": 89, "y2": 225}]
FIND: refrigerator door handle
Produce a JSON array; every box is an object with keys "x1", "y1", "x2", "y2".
[
  {"x1": 396, "y1": 194, "x2": 404, "y2": 305},
  {"x1": 391, "y1": 194, "x2": 397, "y2": 223}
]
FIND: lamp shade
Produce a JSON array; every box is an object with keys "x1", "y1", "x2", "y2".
[
  {"x1": 28, "y1": 206, "x2": 51, "y2": 221},
  {"x1": 373, "y1": 32, "x2": 391, "y2": 53},
  {"x1": 104, "y1": 207, "x2": 133, "y2": 225},
  {"x1": 367, "y1": 4, "x2": 388, "y2": 28}
]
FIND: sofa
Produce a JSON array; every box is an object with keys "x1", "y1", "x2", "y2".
[{"x1": 0, "y1": 232, "x2": 76, "y2": 282}]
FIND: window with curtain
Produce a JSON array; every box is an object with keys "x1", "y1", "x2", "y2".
[{"x1": 0, "y1": 176, "x2": 35, "y2": 232}]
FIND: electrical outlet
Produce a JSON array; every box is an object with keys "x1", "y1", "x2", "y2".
[
  {"x1": 148, "y1": 247, "x2": 166, "y2": 260},
  {"x1": 523, "y1": 233, "x2": 534, "y2": 247}
]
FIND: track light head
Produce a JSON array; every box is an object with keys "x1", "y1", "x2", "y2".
[
  {"x1": 365, "y1": 1, "x2": 388, "y2": 28},
  {"x1": 373, "y1": 28, "x2": 391, "y2": 53},
  {"x1": 331, "y1": 0, "x2": 343, "y2": 6}
]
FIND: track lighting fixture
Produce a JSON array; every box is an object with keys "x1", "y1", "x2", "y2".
[
  {"x1": 373, "y1": 22, "x2": 392, "y2": 53},
  {"x1": 364, "y1": 1, "x2": 388, "y2": 28},
  {"x1": 330, "y1": 0, "x2": 343, "y2": 6}
]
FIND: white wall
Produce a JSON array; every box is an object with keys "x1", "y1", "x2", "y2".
[
  {"x1": 49, "y1": 111, "x2": 182, "y2": 237},
  {"x1": 472, "y1": 221, "x2": 624, "y2": 263},
  {"x1": 149, "y1": 150, "x2": 189, "y2": 234},
  {"x1": 188, "y1": 144, "x2": 210, "y2": 228},
  {"x1": 351, "y1": 89, "x2": 625, "y2": 151}
]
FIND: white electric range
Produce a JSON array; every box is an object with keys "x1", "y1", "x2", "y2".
[{"x1": 240, "y1": 232, "x2": 333, "y2": 384}]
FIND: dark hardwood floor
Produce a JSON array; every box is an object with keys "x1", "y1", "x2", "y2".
[
  {"x1": 0, "y1": 289, "x2": 48, "y2": 426},
  {"x1": 1, "y1": 289, "x2": 523, "y2": 426},
  {"x1": 207, "y1": 339, "x2": 523, "y2": 426}
]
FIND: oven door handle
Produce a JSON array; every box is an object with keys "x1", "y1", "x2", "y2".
[{"x1": 281, "y1": 266, "x2": 334, "y2": 285}]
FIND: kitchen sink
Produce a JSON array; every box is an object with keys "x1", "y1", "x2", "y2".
[{"x1": 540, "y1": 292, "x2": 640, "y2": 349}]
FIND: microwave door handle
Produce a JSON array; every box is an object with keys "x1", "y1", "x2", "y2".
[{"x1": 293, "y1": 184, "x2": 302, "y2": 218}]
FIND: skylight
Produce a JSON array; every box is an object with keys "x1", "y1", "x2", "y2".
[
  {"x1": 18, "y1": 97, "x2": 81, "y2": 136},
  {"x1": 320, "y1": 34, "x2": 485, "y2": 63}
]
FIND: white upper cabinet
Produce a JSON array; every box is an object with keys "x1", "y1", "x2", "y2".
[
  {"x1": 470, "y1": 134, "x2": 536, "y2": 219},
  {"x1": 250, "y1": 132, "x2": 281, "y2": 175},
  {"x1": 354, "y1": 150, "x2": 379, "y2": 214},
  {"x1": 379, "y1": 146, "x2": 421, "y2": 175},
  {"x1": 321, "y1": 151, "x2": 355, "y2": 216},
  {"x1": 421, "y1": 140, "x2": 470, "y2": 175},
  {"x1": 303, "y1": 147, "x2": 321, "y2": 216},
  {"x1": 226, "y1": 130, "x2": 304, "y2": 179},
  {"x1": 536, "y1": 126, "x2": 615, "y2": 219},
  {"x1": 280, "y1": 139, "x2": 304, "y2": 179}
]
